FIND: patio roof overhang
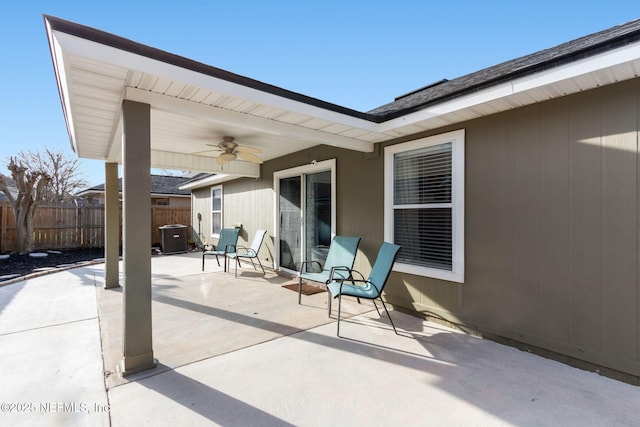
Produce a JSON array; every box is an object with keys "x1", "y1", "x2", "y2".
[{"x1": 44, "y1": 15, "x2": 640, "y2": 181}]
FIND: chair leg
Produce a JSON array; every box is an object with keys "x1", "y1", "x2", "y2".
[
  {"x1": 202, "y1": 253, "x2": 205, "y2": 271},
  {"x1": 256, "y1": 257, "x2": 265, "y2": 274},
  {"x1": 336, "y1": 293, "x2": 343, "y2": 337},
  {"x1": 214, "y1": 255, "x2": 221, "y2": 267},
  {"x1": 379, "y1": 298, "x2": 398, "y2": 335},
  {"x1": 372, "y1": 299, "x2": 382, "y2": 316},
  {"x1": 327, "y1": 292, "x2": 332, "y2": 318},
  {"x1": 298, "y1": 277, "x2": 303, "y2": 304},
  {"x1": 233, "y1": 257, "x2": 243, "y2": 278}
]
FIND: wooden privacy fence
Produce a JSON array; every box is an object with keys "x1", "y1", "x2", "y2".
[{"x1": 0, "y1": 203, "x2": 191, "y2": 253}]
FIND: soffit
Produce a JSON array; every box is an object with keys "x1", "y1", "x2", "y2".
[{"x1": 46, "y1": 21, "x2": 389, "y2": 178}]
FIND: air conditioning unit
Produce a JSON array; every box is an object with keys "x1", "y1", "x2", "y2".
[{"x1": 159, "y1": 224, "x2": 188, "y2": 254}]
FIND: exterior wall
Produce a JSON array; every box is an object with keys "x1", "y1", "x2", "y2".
[
  {"x1": 383, "y1": 78, "x2": 640, "y2": 378},
  {"x1": 191, "y1": 179, "x2": 276, "y2": 264},
  {"x1": 193, "y1": 78, "x2": 640, "y2": 378},
  {"x1": 191, "y1": 187, "x2": 212, "y2": 245},
  {"x1": 222, "y1": 176, "x2": 275, "y2": 267}
]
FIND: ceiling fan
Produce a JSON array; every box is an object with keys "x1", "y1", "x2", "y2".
[{"x1": 193, "y1": 136, "x2": 263, "y2": 165}]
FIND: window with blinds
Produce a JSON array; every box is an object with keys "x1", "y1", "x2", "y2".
[
  {"x1": 393, "y1": 143, "x2": 452, "y2": 269},
  {"x1": 384, "y1": 130, "x2": 464, "y2": 283},
  {"x1": 211, "y1": 186, "x2": 222, "y2": 236}
]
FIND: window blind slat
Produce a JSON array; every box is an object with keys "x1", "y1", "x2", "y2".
[
  {"x1": 394, "y1": 143, "x2": 452, "y2": 205},
  {"x1": 394, "y1": 207, "x2": 452, "y2": 270}
]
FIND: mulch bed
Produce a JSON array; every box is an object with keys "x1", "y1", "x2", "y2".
[{"x1": 0, "y1": 248, "x2": 105, "y2": 282}]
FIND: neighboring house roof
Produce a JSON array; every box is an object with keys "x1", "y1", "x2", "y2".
[
  {"x1": 0, "y1": 174, "x2": 18, "y2": 203},
  {"x1": 77, "y1": 174, "x2": 192, "y2": 197},
  {"x1": 45, "y1": 16, "x2": 640, "y2": 180}
]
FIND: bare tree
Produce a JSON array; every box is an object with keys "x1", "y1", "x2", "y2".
[
  {"x1": 0, "y1": 157, "x2": 50, "y2": 254},
  {"x1": 0, "y1": 149, "x2": 87, "y2": 253},
  {"x1": 16, "y1": 149, "x2": 88, "y2": 203}
]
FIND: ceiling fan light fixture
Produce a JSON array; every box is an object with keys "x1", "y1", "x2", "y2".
[{"x1": 219, "y1": 152, "x2": 237, "y2": 162}]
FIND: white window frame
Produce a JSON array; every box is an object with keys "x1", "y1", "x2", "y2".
[
  {"x1": 211, "y1": 185, "x2": 223, "y2": 238},
  {"x1": 384, "y1": 129, "x2": 465, "y2": 283}
]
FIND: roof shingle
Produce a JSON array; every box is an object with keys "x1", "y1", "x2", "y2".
[{"x1": 368, "y1": 18, "x2": 640, "y2": 119}]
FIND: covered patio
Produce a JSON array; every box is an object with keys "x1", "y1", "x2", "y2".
[
  {"x1": 0, "y1": 256, "x2": 638, "y2": 425},
  {"x1": 44, "y1": 14, "x2": 389, "y2": 376},
  {"x1": 44, "y1": 14, "x2": 640, "y2": 382}
]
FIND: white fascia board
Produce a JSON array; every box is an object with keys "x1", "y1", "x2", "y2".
[
  {"x1": 511, "y1": 41, "x2": 640, "y2": 92},
  {"x1": 179, "y1": 175, "x2": 219, "y2": 190},
  {"x1": 51, "y1": 31, "x2": 379, "y2": 132},
  {"x1": 179, "y1": 174, "x2": 234, "y2": 190},
  {"x1": 378, "y1": 84, "x2": 514, "y2": 132},
  {"x1": 379, "y1": 41, "x2": 640, "y2": 133},
  {"x1": 47, "y1": 28, "x2": 79, "y2": 153}
]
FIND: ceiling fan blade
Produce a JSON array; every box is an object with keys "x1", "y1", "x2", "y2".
[
  {"x1": 235, "y1": 145, "x2": 262, "y2": 154},
  {"x1": 237, "y1": 151, "x2": 263, "y2": 164},
  {"x1": 191, "y1": 149, "x2": 220, "y2": 155}
]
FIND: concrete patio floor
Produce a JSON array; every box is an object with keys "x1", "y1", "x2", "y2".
[{"x1": 0, "y1": 252, "x2": 639, "y2": 426}]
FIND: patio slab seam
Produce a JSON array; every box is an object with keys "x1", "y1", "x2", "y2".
[{"x1": 0, "y1": 316, "x2": 99, "y2": 338}]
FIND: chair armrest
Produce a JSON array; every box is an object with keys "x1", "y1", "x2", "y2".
[
  {"x1": 327, "y1": 266, "x2": 355, "y2": 283},
  {"x1": 337, "y1": 268, "x2": 365, "y2": 281},
  {"x1": 299, "y1": 260, "x2": 322, "y2": 273},
  {"x1": 235, "y1": 246, "x2": 257, "y2": 256}
]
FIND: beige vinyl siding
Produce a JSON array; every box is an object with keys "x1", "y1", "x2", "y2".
[
  {"x1": 191, "y1": 187, "x2": 212, "y2": 245},
  {"x1": 222, "y1": 177, "x2": 275, "y2": 267}
]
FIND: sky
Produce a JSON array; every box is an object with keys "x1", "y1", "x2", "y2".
[{"x1": 1, "y1": 1, "x2": 639, "y2": 187}]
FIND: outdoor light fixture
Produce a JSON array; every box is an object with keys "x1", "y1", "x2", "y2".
[{"x1": 219, "y1": 152, "x2": 237, "y2": 162}]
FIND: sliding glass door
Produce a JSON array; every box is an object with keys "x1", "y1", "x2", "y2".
[
  {"x1": 275, "y1": 160, "x2": 335, "y2": 273},
  {"x1": 278, "y1": 176, "x2": 302, "y2": 271}
]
